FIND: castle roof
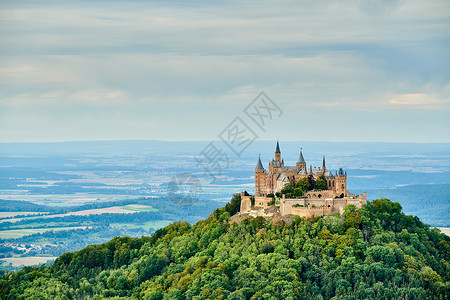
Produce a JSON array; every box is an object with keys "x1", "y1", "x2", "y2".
[
  {"x1": 283, "y1": 166, "x2": 297, "y2": 171},
  {"x1": 272, "y1": 160, "x2": 282, "y2": 168},
  {"x1": 298, "y1": 168, "x2": 307, "y2": 175},
  {"x1": 276, "y1": 173, "x2": 290, "y2": 183},
  {"x1": 256, "y1": 155, "x2": 264, "y2": 170},
  {"x1": 324, "y1": 170, "x2": 334, "y2": 178},
  {"x1": 298, "y1": 148, "x2": 305, "y2": 164},
  {"x1": 275, "y1": 141, "x2": 281, "y2": 153}
]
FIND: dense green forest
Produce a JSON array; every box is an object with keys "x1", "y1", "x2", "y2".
[{"x1": 0, "y1": 195, "x2": 449, "y2": 299}]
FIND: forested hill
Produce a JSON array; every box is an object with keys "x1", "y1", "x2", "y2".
[{"x1": 1, "y1": 196, "x2": 449, "y2": 299}]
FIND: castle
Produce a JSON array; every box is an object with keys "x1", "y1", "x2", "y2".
[{"x1": 240, "y1": 142, "x2": 367, "y2": 218}]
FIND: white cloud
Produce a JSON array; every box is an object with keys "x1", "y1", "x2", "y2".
[{"x1": 389, "y1": 93, "x2": 449, "y2": 107}]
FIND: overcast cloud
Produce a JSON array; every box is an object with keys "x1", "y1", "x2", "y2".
[{"x1": 0, "y1": 0, "x2": 449, "y2": 142}]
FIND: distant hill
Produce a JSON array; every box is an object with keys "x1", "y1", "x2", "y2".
[{"x1": 0, "y1": 195, "x2": 449, "y2": 299}]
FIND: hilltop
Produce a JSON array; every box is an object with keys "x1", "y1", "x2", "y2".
[{"x1": 0, "y1": 195, "x2": 449, "y2": 299}]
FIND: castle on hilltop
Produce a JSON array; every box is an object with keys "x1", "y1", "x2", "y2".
[{"x1": 240, "y1": 141, "x2": 367, "y2": 218}]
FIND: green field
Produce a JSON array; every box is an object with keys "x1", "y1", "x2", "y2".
[
  {"x1": 0, "y1": 226, "x2": 90, "y2": 239},
  {"x1": 110, "y1": 220, "x2": 172, "y2": 231},
  {"x1": 119, "y1": 205, "x2": 158, "y2": 212}
]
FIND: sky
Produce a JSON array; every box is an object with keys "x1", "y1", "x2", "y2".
[{"x1": 0, "y1": 0, "x2": 449, "y2": 143}]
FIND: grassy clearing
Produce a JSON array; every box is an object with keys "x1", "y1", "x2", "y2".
[{"x1": 0, "y1": 226, "x2": 90, "y2": 239}]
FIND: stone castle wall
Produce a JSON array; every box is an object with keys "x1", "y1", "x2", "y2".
[{"x1": 240, "y1": 192, "x2": 367, "y2": 218}]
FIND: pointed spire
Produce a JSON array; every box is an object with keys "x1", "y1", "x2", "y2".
[
  {"x1": 322, "y1": 155, "x2": 326, "y2": 170},
  {"x1": 275, "y1": 140, "x2": 281, "y2": 153},
  {"x1": 298, "y1": 148, "x2": 305, "y2": 163},
  {"x1": 256, "y1": 155, "x2": 264, "y2": 170}
]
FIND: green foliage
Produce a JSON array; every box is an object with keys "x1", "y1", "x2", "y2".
[
  {"x1": 280, "y1": 183, "x2": 294, "y2": 195},
  {"x1": 293, "y1": 188, "x2": 303, "y2": 197},
  {"x1": 295, "y1": 177, "x2": 310, "y2": 191},
  {"x1": 315, "y1": 178, "x2": 328, "y2": 190},
  {"x1": 1, "y1": 198, "x2": 449, "y2": 299}
]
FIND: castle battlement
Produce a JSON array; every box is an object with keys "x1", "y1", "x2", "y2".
[{"x1": 240, "y1": 141, "x2": 367, "y2": 218}]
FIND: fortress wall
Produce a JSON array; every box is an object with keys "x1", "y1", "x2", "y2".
[
  {"x1": 254, "y1": 196, "x2": 273, "y2": 209},
  {"x1": 290, "y1": 206, "x2": 333, "y2": 218},
  {"x1": 304, "y1": 190, "x2": 334, "y2": 199},
  {"x1": 240, "y1": 194, "x2": 275, "y2": 213},
  {"x1": 241, "y1": 193, "x2": 367, "y2": 216},
  {"x1": 240, "y1": 195, "x2": 252, "y2": 212}
]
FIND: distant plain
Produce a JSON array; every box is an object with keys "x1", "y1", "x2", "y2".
[{"x1": 0, "y1": 140, "x2": 449, "y2": 270}]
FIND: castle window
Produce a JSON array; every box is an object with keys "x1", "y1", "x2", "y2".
[{"x1": 333, "y1": 182, "x2": 334, "y2": 187}]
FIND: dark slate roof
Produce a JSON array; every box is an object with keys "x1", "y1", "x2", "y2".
[
  {"x1": 275, "y1": 141, "x2": 281, "y2": 153},
  {"x1": 283, "y1": 166, "x2": 297, "y2": 171},
  {"x1": 298, "y1": 148, "x2": 305, "y2": 163},
  {"x1": 272, "y1": 160, "x2": 282, "y2": 168},
  {"x1": 256, "y1": 156, "x2": 264, "y2": 170}
]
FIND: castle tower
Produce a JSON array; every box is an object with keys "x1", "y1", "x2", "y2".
[
  {"x1": 335, "y1": 168, "x2": 347, "y2": 196},
  {"x1": 296, "y1": 148, "x2": 306, "y2": 170},
  {"x1": 320, "y1": 156, "x2": 326, "y2": 175},
  {"x1": 255, "y1": 155, "x2": 265, "y2": 196},
  {"x1": 275, "y1": 141, "x2": 281, "y2": 162}
]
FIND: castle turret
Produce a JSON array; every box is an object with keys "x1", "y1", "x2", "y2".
[
  {"x1": 255, "y1": 155, "x2": 264, "y2": 172},
  {"x1": 255, "y1": 155, "x2": 265, "y2": 196},
  {"x1": 320, "y1": 155, "x2": 326, "y2": 175},
  {"x1": 296, "y1": 148, "x2": 306, "y2": 170},
  {"x1": 275, "y1": 140, "x2": 281, "y2": 162}
]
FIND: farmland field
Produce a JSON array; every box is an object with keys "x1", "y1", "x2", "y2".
[
  {"x1": 0, "y1": 212, "x2": 48, "y2": 219},
  {"x1": 110, "y1": 220, "x2": 173, "y2": 231},
  {"x1": 0, "y1": 226, "x2": 90, "y2": 239},
  {"x1": 0, "y1": 204, "x2": 157, "y2": 224},
  {"x1": 0, "y1": 257, "x2": 57, "y2": 267}
]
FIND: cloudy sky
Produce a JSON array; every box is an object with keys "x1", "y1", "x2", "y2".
[{"x1": 0, "y1": 0, "x2": 449, "y2": 143}]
